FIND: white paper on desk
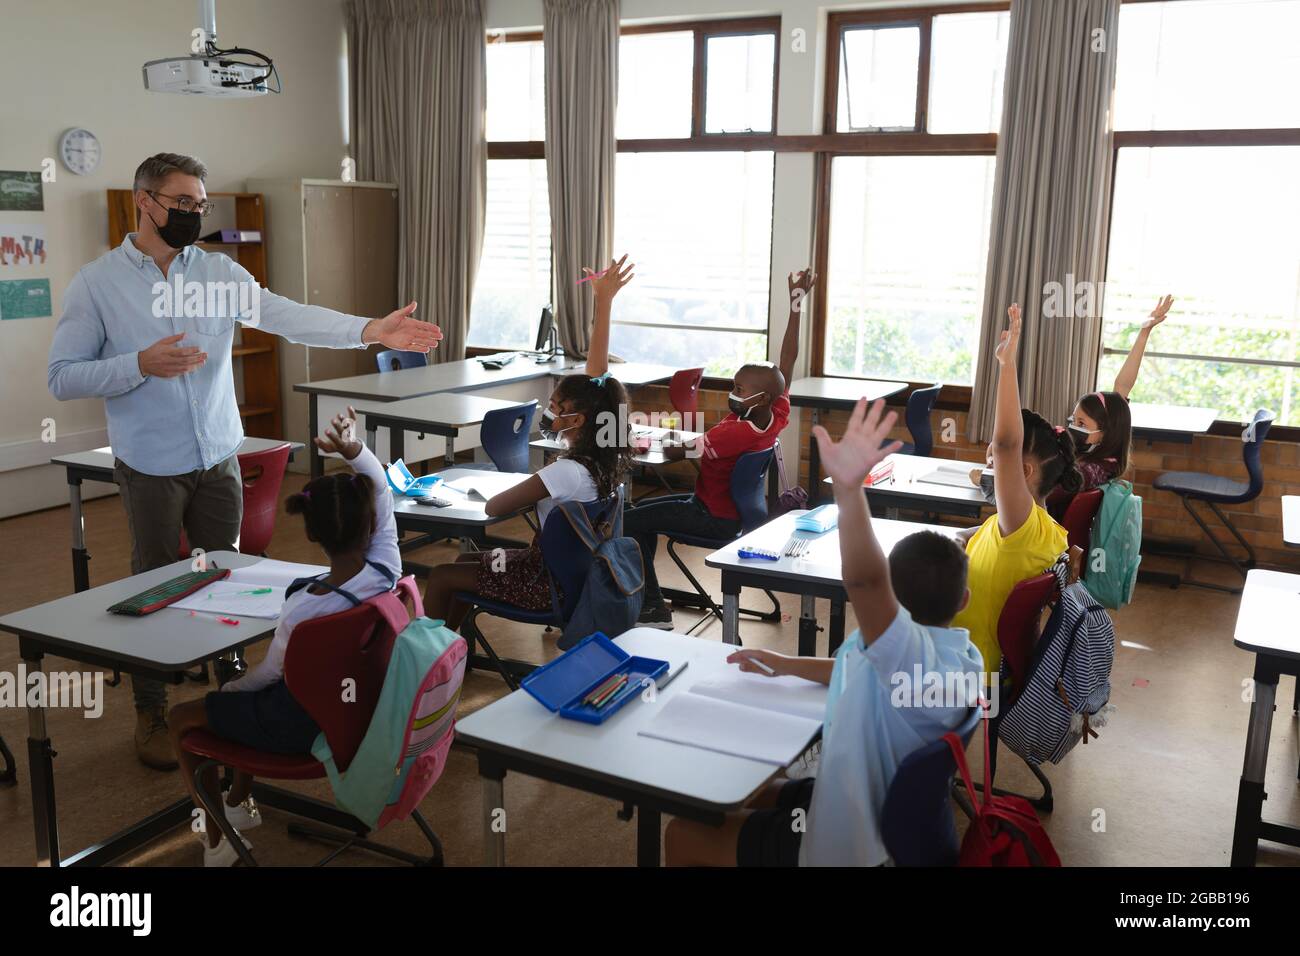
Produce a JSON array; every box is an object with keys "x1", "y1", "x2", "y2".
[
  {"x1": 444, "y1": 474, "x2": 520, "y2": 500},
  {"x1": 688, "y1": 672, "x2": 827, "y2": 722},
  {"x1": 170, "y1": 582, "x2": 286, "y2": 619},
  {"x1": 639, "y1": 694, "x2": 821, "y2": 766},
  {"x1": 919, "y1": 468, "x2": 979, "y2": 488},
  {"x1": 225, "y1": 559, "x2": 324, "y2": 590}
]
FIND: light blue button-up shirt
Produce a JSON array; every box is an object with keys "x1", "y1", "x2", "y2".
[{"x1": 48, "y1": 235, "x2": 370, "y2": 476}]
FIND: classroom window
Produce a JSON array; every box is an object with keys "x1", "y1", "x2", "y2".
[
  {"x1": 617, "y1": 31, "x2": 695, "y2": 139},
  {"x1": 704, "y1": 33, "x2": 777, "y2": 134},
  {"x1": 484, "y1": 36, "x2": 545, "y2": 141},
  {"x1": 926, "y1": 10, "x2": 1009, "y2": 134},
  {"x1": 837, "y1": 24, "x2": 921, "y2": 132},
  {"x1": 610, "y1": 151, "x2": 774, "y2": 377}
]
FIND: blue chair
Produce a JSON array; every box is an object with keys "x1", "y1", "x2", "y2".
[
  {"x1": 901, "y1": 383, "x2": 943, "y2": 457},
  {"x1": 375, "y1": 349, "x2": 428, "y2": 373},
  {"x1": 475, "y1": 401, "x2": 538, "y2": 474},
  {"x1": 662, "y1": 443, "x2": 781, "y2": 636},
  {"x1": 881, "y1": 705, "x2": 981, "y2": 866},
  {"x1": 1152, "y1": 408, "x2": 1274, "y2": 593},
  {"x1": 454, "y1": 490, "x2": 625, "y2": 690}
]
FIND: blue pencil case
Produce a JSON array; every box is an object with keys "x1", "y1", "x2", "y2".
[
  {"x1": 385, "y1": 459, "x2": 446, "y2": 497},
  {"x1": 520, "y1": 632, "x2": 669, "y2": 725},
  {"x1": 794, "y1": 503, "x2": 839, "y2": 534}
]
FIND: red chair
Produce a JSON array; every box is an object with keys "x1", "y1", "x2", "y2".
[
  {"x1": 1045, "y1": 487, "x2": 1104, "y2": 558},
  {"x1": 180, "y1": 577, "x2": 453, "y2": 866},
  {"x1": 178, "y1": 442, "x2": 293, "y2": 559},
  {"x1": 668, "y1": 367, "x2": 705, "y2": 430}
]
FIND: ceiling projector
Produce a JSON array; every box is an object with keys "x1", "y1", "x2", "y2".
[{"x1": 143, "y1": 0, "x2": 277, "y2": 98}]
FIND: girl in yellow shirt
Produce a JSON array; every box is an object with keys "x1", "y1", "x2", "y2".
[{"x1": 953, "y1": 303, "x2": 1079, "y2": 674}]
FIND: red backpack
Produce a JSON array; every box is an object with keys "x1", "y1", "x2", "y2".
[{"x1": 944, "y1": 701, "x2": 1061, "y2": 867}]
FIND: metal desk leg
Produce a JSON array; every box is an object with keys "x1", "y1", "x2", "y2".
[
  {"x1": 444, "y1": 430, "x2": 456, "y2": 468},
  {"x1": 1231, "y1": 655, "x2": 1277, "y2": 867},
  {"x1": 637, "y1": 806, "x2": 661, "y2": 867},
  {"x1": 808, "y1": 407, "x2": 822, "y2": 506},
  {"x1": 69, "y1": 476, "x2": 89, "y2": 593},
  {"x1": 390, "y1": 427, "x2": 406, "y2": 468},
  {"x1": 309, "y1": 397, "x2": 322, "y2": 479},
  {"x1": 798, "y1": 594, "x2": 818, "y2": 657},
  {"x1": 365, "y1": 425, "x2": 378, "y2": 455},
  {"x1": 481, "y1": 762, "x2": 506, "y2": 867},
  {"x1": 829, "y1": 598, "x2": 846, "y2": 656},
  {"x1": 24, "y1": 650, "x2": 58, "y2": 867},
  {"x1": 722, "y1": 591, "x2": 740, "y2": 646}
]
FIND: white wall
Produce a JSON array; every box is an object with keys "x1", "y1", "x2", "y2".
[{"x1": 0, "y1": 0, "x2": 348, "y2": 517}]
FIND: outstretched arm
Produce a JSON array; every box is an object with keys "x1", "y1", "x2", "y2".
[
  {"x1": 1112, "y1": 294, "x2": 1173, "y2": 400},
  {"x1": 778, "y1": 269, "x2": 815, "y2": 387},
  {"x1": 583, "y1": 254, "x2": 635, "y2": 378},
  {"x1": 991, "y1": 304, "x2": 1034, "y2": 537}
]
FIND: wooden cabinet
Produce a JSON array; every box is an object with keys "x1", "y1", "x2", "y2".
[{"x1": 106, "y1": 188, "x2": 284, "y2": 439}]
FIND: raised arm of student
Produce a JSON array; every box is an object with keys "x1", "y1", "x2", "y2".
[
  {"x1": 1112, "y1": 294, "x2": 1173, "y2": 400},
  {"x1": 777, "y1": 268, "x2": 816, "y2": 386},
  {"x1": 991, "y1": 304, "x2": 1035, "y2": 537},
  {"x1": 312, "y1": 405, "x2": 400, "y2": 576},
  {"x1": 582, "y1": 254, "x2": 635, "y2": 378}
]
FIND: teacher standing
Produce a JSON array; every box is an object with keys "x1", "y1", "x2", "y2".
[{"x1": 48, "y1": 153, "x2": 441, "y2": 770}]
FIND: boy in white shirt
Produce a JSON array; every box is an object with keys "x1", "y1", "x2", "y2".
[{"x1": 664, "y1": 398, "x2": 984, "y2": 866}]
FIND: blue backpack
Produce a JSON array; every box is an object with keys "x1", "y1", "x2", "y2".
[
  {"x1": 545, "y1": 490, "x2": 645, "y2": 649},
  {"x1": 1082, "y1": 480, "x2": 1142, "y2": 609}
]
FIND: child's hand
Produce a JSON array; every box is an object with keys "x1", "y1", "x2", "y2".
[
  {"x1": 788, "y1": 268, "x2": 817, "y2": 313},
  {"x1": 314, "y1": 405, "x2": 363, "y2": 460},
  {"x1": 727, "y1": 648, "x2": 787, "y2": 677},
  {"x1": 1142, "y1": 294, "x2": 1174, "y2": 331},
  {"x1": 584, "y1": 254, "x2": 634, "y2": 302},
  {"x1": 812, "y1": 397, "x2": 902, "y2": 488},
  {"x1": 995, "y1": 303, "x2": 1021, "y2": 367}
]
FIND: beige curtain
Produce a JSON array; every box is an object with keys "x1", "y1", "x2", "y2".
[
  {"x1": 544, "y1": 0, "x2": 619, "y2": 357},
  {"x1": 346, "y1": 0, "x2": 485, "y2": 362},
  {"x1": 967, "y1": 0, "x2": 1120, "y2": 440}
]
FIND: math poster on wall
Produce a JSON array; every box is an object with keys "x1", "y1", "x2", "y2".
[
  {"x1": 0, "y1": 223, "x2": 48, "y2": 267},
  {"x1": 0, "y1": 278, "x2": 52, "y2": 320},
  {"x1": 0, "y1": 171, "x2": 44, "y2": 212}
]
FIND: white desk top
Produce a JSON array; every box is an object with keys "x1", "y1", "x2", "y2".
[
  {"x1": 788, "y1": 376, "x2": 909, "y2": 407},
  {"x1": 705, "y1": 509, "x2": 957, "y2": 587},
  {"x1": 391, "y1": 466, "x2": 533, "y2": 527},
  {"x1": 294, "y1": 355, "x2": 581, "y2": 402},
  {"x1": 51, "y1": 438, "x2": 306, "y2": 476},
  {"x1": 531, "y1": 425, "x2": 705, "y2": 466},
  {"x1": 0, "y1": 552, "x2": 318, "y2": 671},
  {"x1": 824, "y1": 453, "x2": 988, "y2": 508},
  {"x1": 600, "y1": 362, "x2": 678, "y2": 387},
  {"x1": 1128, "y1": 402, "x2": 1218, "y2": 436},
  {"x1": 1234, "y1": 570, "x2": 1300, "y2": 661},
  {"x1": 355, "y1": 392, "x2": 527, "y2": 431},
  {"x1": 1284, "y1": 496, "x2": 1300, "y2": 549},
  {"x1": 455, "y1": 628, "x2": 808, "y2": 810}
]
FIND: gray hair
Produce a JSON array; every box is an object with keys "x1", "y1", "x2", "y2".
[{"x1": 133, "y1": 153, "x2": 208, "y2": 192}]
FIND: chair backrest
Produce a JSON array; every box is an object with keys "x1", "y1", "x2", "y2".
[
  {"x1": 283, "y1": 591, "x2": 410, "y2": 772},
  {"x1": 904, "y1": 384, "x2": 943, "y2": 457},
  {"x1": 1242, "y1": 408, "x2": 1275, "y2": 497},
  {"x1": 668, "y1": 367, "x2": 705, "y2": 424},
  {"x1": 730, "y1": 443, "x2": 777, "y2": 533},
  {"x1": 539, "y1": 491, "x2": 624, "y2": 622},
  {"x1": 236, "y1": 442, "x2": 292, "y2": 555},
  {"x1": 880, "y1": 705, "x2": 981, "y2": 866},
  {"x1": 996, "y1": 572, "x2": 1058, "y2": 695},
  {"x1": 375, "y1": 349, "x2": 428, "y2": 373},
  {"x1": 1057, "y1": 488, "x2": 1104, "y2": 557},
  {"x1": 480, "y1": 400, "x2": 538, "y2": 474}
]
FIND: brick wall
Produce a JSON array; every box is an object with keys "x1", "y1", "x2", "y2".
[{"x1": 626, "y1": 381, "x2": 1300, "y2": 570}]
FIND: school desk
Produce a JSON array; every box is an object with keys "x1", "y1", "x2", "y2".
[
  {"x1": 823, "y1": 451, "x2": 988, "y2": 522},
  {"x1": 455, "y1": 626, "x2": 824, "y2": 867},
  {"x1": 531, "y1": 424, "x2": 706, "y2": 497},
  {"x1": 1128, "y1": 402, "x2": 1218, "y2": 445},
  {"x1": 0, "y1": 551, "x2": 370, "y2": 867},
  {"x1": 705, "y1": 510, "x2": 957, "y2": 652},
  {"x1": 788, "y1": 377, "x2": 908, "y2": 504},
  {"x1": 51, "y1": 438, "x2": 306, "y2": 594},
  {"x1": 1229, "y1": 569, "x2": 1300, "y2": 866},
  {"x1": 354, "y1": 392, "x2": 528, "y2": 468}
]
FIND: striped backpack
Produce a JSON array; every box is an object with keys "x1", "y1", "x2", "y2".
[
  {"x1": 997, "y1": 580, "x2": 1115, "y2": 767},
  {"x1": 311, "y1": 584, "x2": 467, "y2": 829}
]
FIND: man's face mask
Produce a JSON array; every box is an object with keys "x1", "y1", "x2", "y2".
[
  {"x1": 146, "y1": 194, "x2": 203, "y2": 249},
  {"x1": 728, "y1": 391, "x2": 763, "y2": 420}
]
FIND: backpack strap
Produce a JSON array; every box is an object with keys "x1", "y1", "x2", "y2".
[
  {"x1": 285, "y1": 559, "x2": 398, "y2": 607},
  {"x1": 944, "y1": 699, "x2": 991, "y2": 817}
]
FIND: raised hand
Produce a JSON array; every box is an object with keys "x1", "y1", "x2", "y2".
[
  {"x1": 1142, "y1": 294, "x2": 1174, "y2": 331},
  {"x1": 584, "y1": 254, "x2": 635, "y2": 302},
  {"x1": 788, "y1": 268, "x2": 817, "y2": 313},
  {"x1": 371, "y1": 302, "x2": 444, "y2": 353},
  {"x1": 995, "y1": 303, "x2": 1022, "y2": 367},
  {"x1": 812, "y1": 397, "x2": 903, "y2": 488},
  {"x1": 139, "y1": 333, "x2": 207, "y2": 378},
  {"x1": 314, "y1": 405, "x2": 363, "y2": 460}
]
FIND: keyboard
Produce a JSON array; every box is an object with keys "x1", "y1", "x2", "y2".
[
  {"x1": 477, "y1": 352, "x2": 521, "y2": 369},
  {"x1": 107, "y1": 568, "x2": 231, "y2": 616}
]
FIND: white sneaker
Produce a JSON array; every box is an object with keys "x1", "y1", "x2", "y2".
[
  {"x1": 223, "y1": 797, "x2": 262, "y2": 831},
  {"x1": 204, "y1": 832, "x2": 253, "y2": 867}
]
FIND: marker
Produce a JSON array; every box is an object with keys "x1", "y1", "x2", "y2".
[
  {"x1": 218, "y1": 617, "x2": 240, "y2": 627},
  {"x1": 238, "y1": 587, "x2": 273, "y2": 595},
  {"x1": 575, "y1": 266, "x2": 611, "y2": 286},
  {"x1": 749, "y1": 657, "x2": 776, "y2": 676},
  {"x1": 593, "y1": 675, "x2": 629, "y2": 708}
]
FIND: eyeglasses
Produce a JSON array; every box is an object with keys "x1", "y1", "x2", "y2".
[{"x1": 148, "y1": 190, "x2": 214, "y2": 217}]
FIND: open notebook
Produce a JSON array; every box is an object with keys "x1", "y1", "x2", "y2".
[
  {"x1": 920, "y1": 463, "x2": 984, "y2": 489},
  {"x1": 638, "y1": 671, "x2": 825, "y2": 766},
  {"x1": 169, "y1": 558, "x2": 325, "y2": 619}
]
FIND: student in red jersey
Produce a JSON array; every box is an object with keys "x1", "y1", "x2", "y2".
[{"x1": 623, "y1": 268, "x2": 814, "y2": 629}]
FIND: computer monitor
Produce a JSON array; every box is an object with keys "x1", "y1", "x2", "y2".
[{"x1": 534, "y1": 305, "x2": 555, "y2": 353}]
